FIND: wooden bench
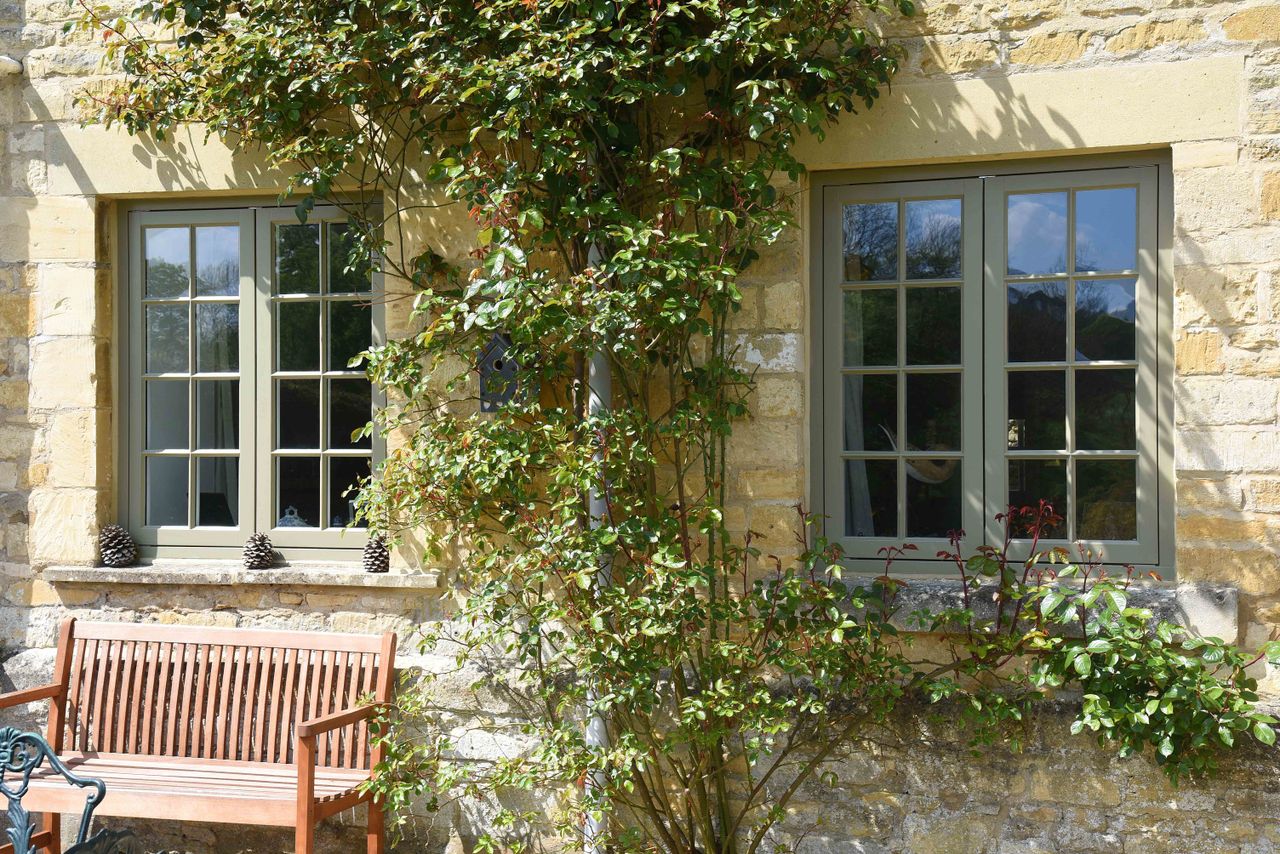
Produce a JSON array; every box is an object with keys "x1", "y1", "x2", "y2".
[{"x1": 0, "y1": 619, "x2": 396, "y2": 854}]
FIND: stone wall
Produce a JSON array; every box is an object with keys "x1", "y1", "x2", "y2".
[
  {"x1": 772, "y1": 703, "x2": 1280, "y2": 854},
  {"x1": 0, "y1": 0, "x2": 1277, "y2": 852}
]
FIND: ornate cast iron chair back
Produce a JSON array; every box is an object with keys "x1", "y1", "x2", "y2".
[{"x1": 1, "y1": 727, "x2": 103, "y2": 854}]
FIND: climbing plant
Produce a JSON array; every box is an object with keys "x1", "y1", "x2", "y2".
[{"x1": 73, "y1": 0, "x2": 1280, "y2": 850}]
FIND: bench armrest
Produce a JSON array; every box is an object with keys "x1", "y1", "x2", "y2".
[
  {"x1": 297, "y1": 703, "x2": 380, "y2": 740},
  {"x1": 0, "y1": 682, "x2": 60, "y2": 710}
]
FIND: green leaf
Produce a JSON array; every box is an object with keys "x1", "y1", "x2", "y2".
[
  {"x1": 1039, "y1": 590, "x2": 1064, "y2": 617},
  {"x1": 1254, "y1": 721, "x2": 1276, "y2": 746}
]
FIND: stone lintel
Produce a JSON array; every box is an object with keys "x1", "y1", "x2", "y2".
[{"x1": 41, "y1": 562, "x2": 441, "y2": 590}]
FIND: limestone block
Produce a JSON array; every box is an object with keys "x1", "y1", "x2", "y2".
[
  {"x1": 903, "y1": 813, "x2": 1002, "y2": 854},
  {"x1": 736, "y1": 467, "x2": 804, "y2": 501},
  {"x1": 0, "y1": 196, "x2": 95, "y2": 262},
  {"x1": 0, "y1": 379, "x2": 28, "y2": 409},
  {"x1": 1247, "y1": 476, "x2": 1280, "y2": 511},
  {"x1": 1172, "y1": 140, "x2": 1238, "y2": 170},
  {"x1": 1177, "y1": 477, "x2": 1244, "y2": 511},
  {"x1": 1174, "y1": 331, "x2": 1224, "y2": 375},
  {"x1": 46, "y1": 407, "x2": 99, "y2": 487},
  {"x1": 1105, "y1": 19, "x2": 1205, "y2": 53},
  {"x1": 1176, "y1": 545, "x2": 1280, "y2": 597},
  {"x1": 761, "y1": 280, "x2": 804, "y2": 330},
  {"x1": 730, "y1": 332, "x2": 802, "y2": 373},
  {"x1": 1176, "y1": 514, "x2": 1277, "y2": 545},
  {"x1": 919, "y1": 37, "x2": 1000, "y2": 75},
  {"x1": 29, "y1": 335, "x2": 97, "y2": 408},
  {"x1": 754, "y1": 374, "x2": 803, "y2": 419},
  {"x1": 1029, "y1": 764, "x2": 1122, "y2": 807},
  {"x1": 1182, "y1": 224, "x2": 1280, "y2": 267},
  {"x1": 1175, "y1": 264, "x2": 1256, "y2": 327},
  {"x1": 1176, "y1": 376, "x2": 1279, "y2": 425},
  {"x1": 36, "y1": 265, "x2": 97, "y2": 336},
  {"x1": 1174, "y1": 165, "x2": 1261, "y2": 233},
  {"x1": 28, "y1": 487, "x2": 98, "y2": 565},
  {"x1": 749, "y1": 503, "x2": 806, "y2": 551},
  {"x1": 726, "y1": 419, "x2": 802, "y2": 468},
  {"x1": 28, "y1": 578, "x2": 97, "y2": 606},
  {"x1": 1009, "y1": 31, "x2": 1091, "y2": 65},
  {"x1": 1223, "y1": 5, "x2": 1280, "y2": 42},
  {"x1": 1263, "y1": 171, "x2": 1280, "y2": 221},
  {"x1": 23, "y1": 46, "x2": 109, "y2": 78}
]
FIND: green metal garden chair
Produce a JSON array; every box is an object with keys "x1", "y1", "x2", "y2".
[{"x1": 0, "y1": 728, "x2": 139, "y2": 854}]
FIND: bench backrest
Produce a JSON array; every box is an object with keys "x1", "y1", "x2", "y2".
[{"x1": 49, "y1": 620, "x2": 396, "y2": 771}]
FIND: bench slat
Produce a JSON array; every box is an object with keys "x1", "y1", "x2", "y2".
[{"x1": 72, "y1": 621, "x2": 386, "y2": 652}]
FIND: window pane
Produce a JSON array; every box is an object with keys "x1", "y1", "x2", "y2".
[
  {"x1": 194, "y1": 226, "x2": 239, "y2": 297},
  {"x1": 905, "y1": 198, "x2": 961, "y2": 279},
  {"x1": 1007, "y1": 370, "x2": 1066, "y2": 450},
  {"x1": 845, "y1": 459, "x2": 896, "y2": 537},
  {"x1": 842, "y1": 290, "x2": 896, "y2": 367},
  {"x1": 328, "y1": 223, "x2": 372, "y2": 294},
  {"x1": 906, "y1": 464, "x2": 962, "y2": 538},
  {"x1": 195, "y1": 304, "x2": 239, "y2": 373},
  {"x1": 1007, "y1": 459, "x2": 1066, "y2": 538},
  {"x1": 329, "y1": 301, "x2": 372, "y2": 371},
  {"x1": 905, "y1": 287, "x2": 960, "y2": 365},
  {"x1": 278, "y1": 379, "x2": 320, "y2": 449},
  {"x1": 842, "y1": 202, "x2": 898, "y2": 282},
  {"x1": 196, "y1": 457, "x2": 239, "y2": 527},
  {"x1": 278, "y1": 301, "x2": 321, "y2": 372},
  {"x1": 329, "y1": 378, "x2": 372, "y2": 449},
  {"x1": 328, "y1": 457, "x2": 370, "y2": 528},
  {"x1": 1008, "y1": 281, "x2": 1066, "y2": 362},
  {"x1": 144, "y1": 227, "x2": 189, "y2": 298},
  {"x1": 1007, "y1": 192, "x2": 1067, "y2": 276},
  {"x1": 146, "y1": 381, "x2": 188, "y2": 450},
  {"x1": 146, "y1": 456, "x2": 188, "y2": 526},
  {"x1": 276, "y1": 224, "x2": 320, "y2": 294},
  {"x1": 1075, "y1": 279, "x2": 1136, "y2": 361},
  {"x1": 842, "y1": 373, "x2": 896, "y2": 452},
  {"x1": 195, "y1": 380, "x2": 239, "y2": 450},
  {"x1": 146, "y1": 304, "x2": 189, "y2": 373},
  {"x1": 1076, "y1": 369, "x2": 1136, "y2": 450},
  {"x1": 907, "y1": 372, "x2": 960, "y2": 451},
  {"x1": 1075, "y1": 188, "x2": 1137, "y2": 273},
  {"x1": 277, "y1": 457, "x2": 320, "y2": 528},
  {"x1": 1077, "y1": 459, "x2": 1137, "y2": 540}
]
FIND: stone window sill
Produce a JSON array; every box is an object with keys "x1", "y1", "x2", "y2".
[
  {"x1": 880, "y1": 578, "x2": 1238, "y2": 642},
  {"x1": 42, "y1": 561, "x2": 441, "y2": 590}
]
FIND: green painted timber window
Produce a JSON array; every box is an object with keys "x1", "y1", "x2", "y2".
[
  {"x1": 815, "y1": 159, "x2": 1172, "y2": 572},
  {"x1": 122, "y1": 204, "x2": 383, "y2": 557}
]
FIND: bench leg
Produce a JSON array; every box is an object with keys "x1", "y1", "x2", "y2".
[
  {"x1": 367, "y1": 799, "x2": 385, "y2": 854},
  {"x1": 41, "y1": 813, "x2": 60, "y2": 852},
  {"x1": 295, "y1": 821, "x2": 315, "y2": 854}
]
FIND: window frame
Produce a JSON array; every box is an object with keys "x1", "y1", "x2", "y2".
[
  {"x1": 118, "y1": 200, "x2": 386, "y2": 560},
  {"x1": 820, "y1": 177, "x2": 986, "y2": 560},
  {"x1": 808, "y1": 153, "x2": 1175, "y2": 576}
]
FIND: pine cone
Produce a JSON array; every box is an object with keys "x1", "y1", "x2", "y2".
[
  {"x1": 98, "y1": 524, "x2": 137, "y2": 568},
  {"x1": 243, "y1": 532, "x2": 276, "y2": 570},
  {"x1": 363, "y1": 535, "x2": 390, "y2": 574}
]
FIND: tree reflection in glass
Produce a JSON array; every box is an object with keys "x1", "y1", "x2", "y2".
[
  {"x1": 842, "y1": 202, "x2": 897, "y2": 281},
  {"x1": 905, "y1": 198, "x2": 961, "y2": 279}
]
